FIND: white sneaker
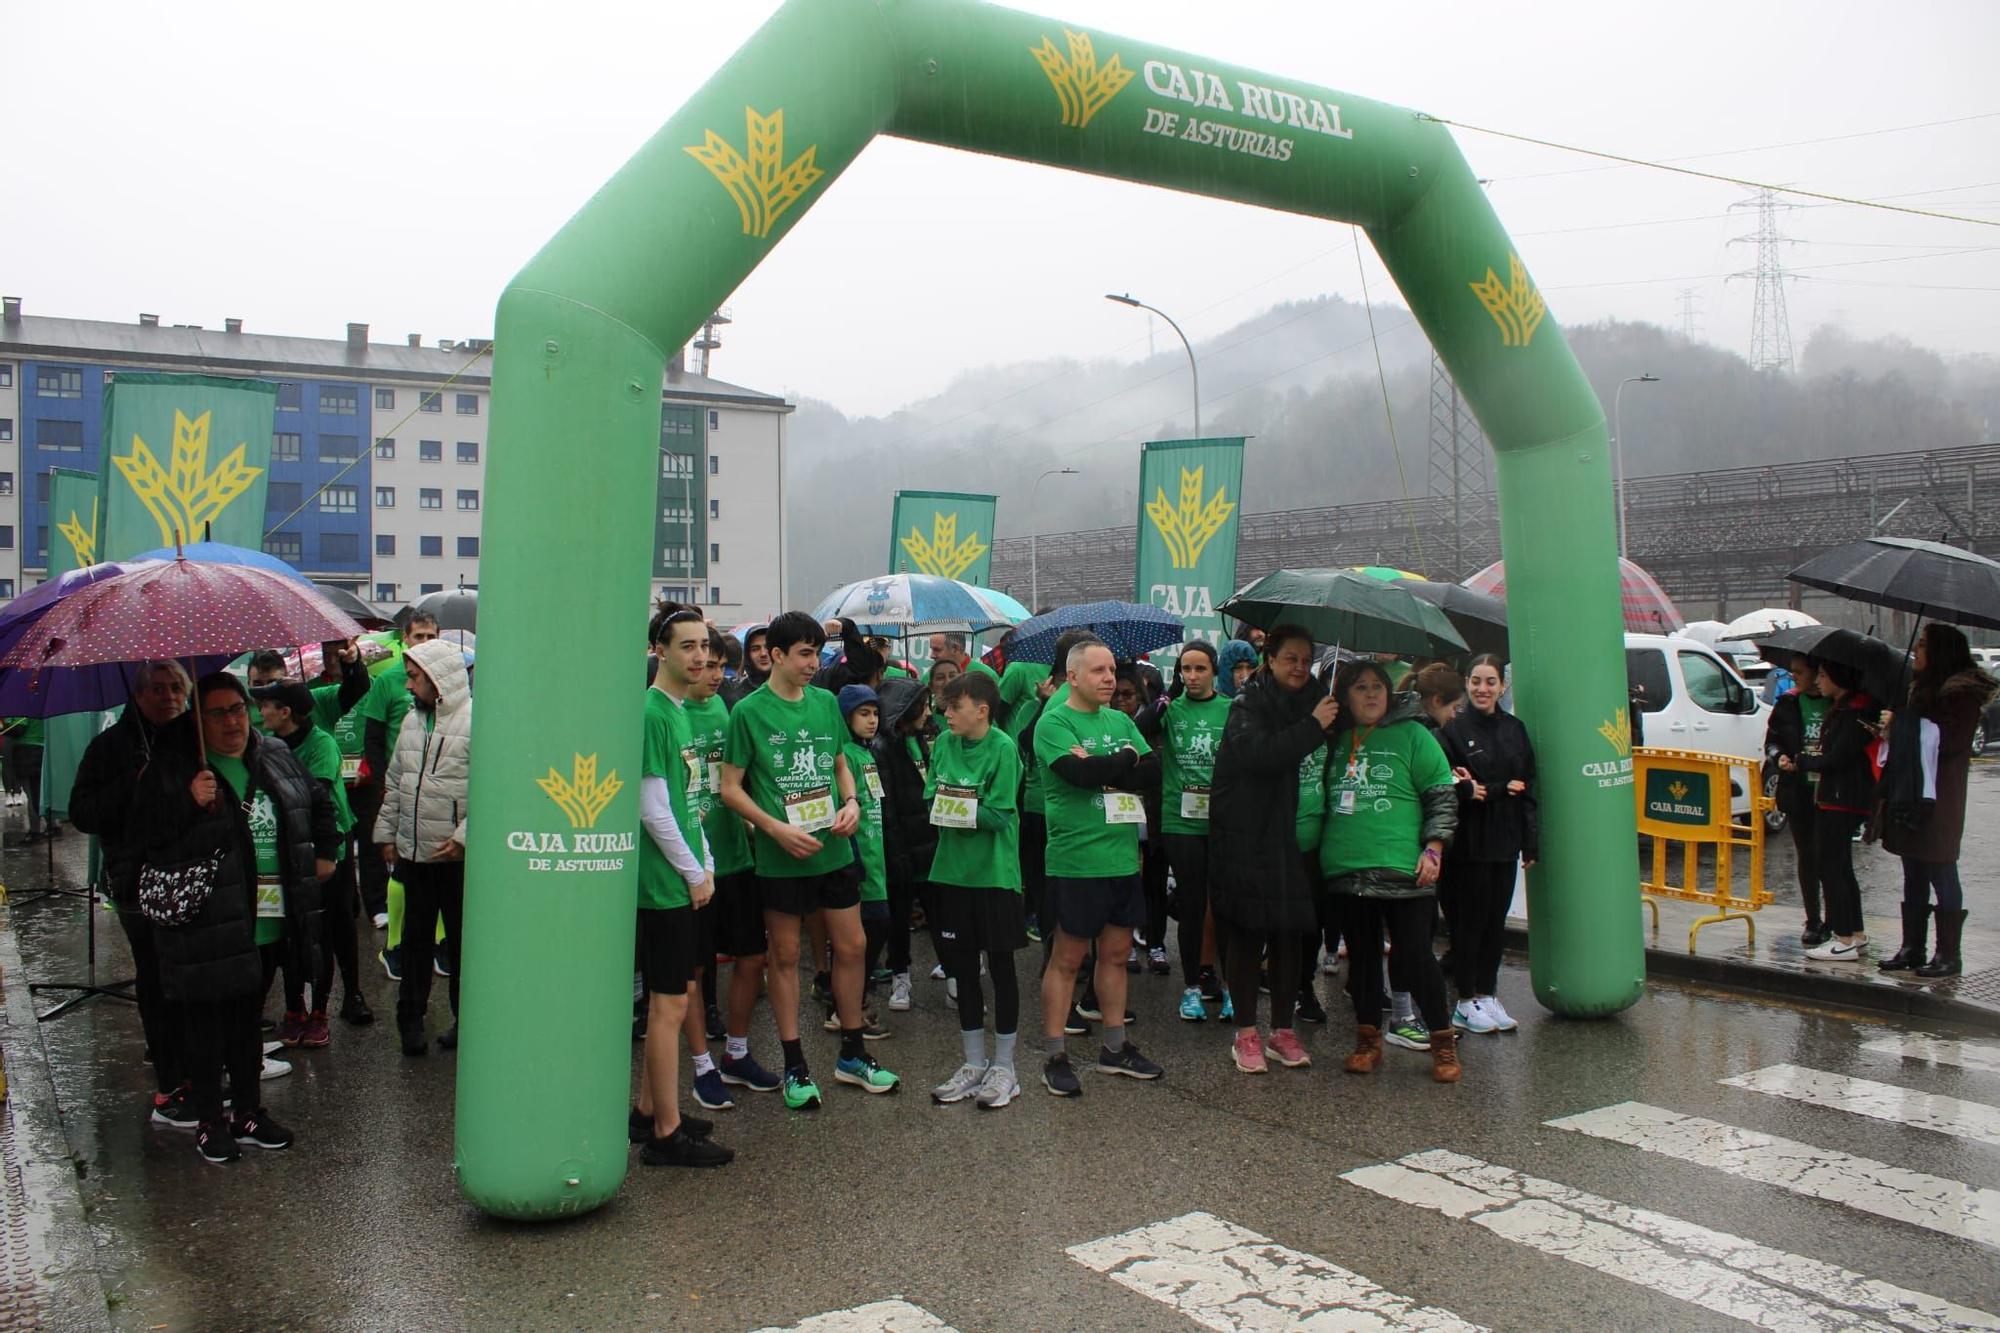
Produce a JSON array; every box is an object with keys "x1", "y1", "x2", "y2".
[
  {"x1": 888, "y1": 973, "x2": 912, "y2": 1012},
  {"x1": 1480, "y1": 996, "x2": 1518, "y2": 1032},
  {"x1": 946, "y1": 975, "x2": 959, "y2": 1003},
  {"x1": 260, "y1": 1056, "x2": 292, "y2": 1081},
  {"x1": 929, "y1": 963, "x2": 947, "y2": 981},
  {"x1": 931, "y1": 1062, "x2": 987, "y2": 1104},
  {"x1": 261, "y1": 1040, "x2": 283, "y2": 1056},
  {"x1": 1451, "y1": 999, "x2": 1497, "y2": 1034},
  {"x1": 1805, "y1": 937, "x2": 1868, "y2": 962},
  {"x1": 974, "y1": 1063, "x2": 1020, "y2": 1110},
  {"x1": 372, "y1": 912, "x2": 389, "y2": 930}
]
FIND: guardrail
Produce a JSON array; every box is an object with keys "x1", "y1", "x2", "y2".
[{"x1": 1634, "y1": 746, "x2": 1772, "y2": 951}]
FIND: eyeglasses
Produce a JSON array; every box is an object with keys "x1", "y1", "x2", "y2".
[{"x1": 202, "y1": 702, "x2": 249, "y2": 721}]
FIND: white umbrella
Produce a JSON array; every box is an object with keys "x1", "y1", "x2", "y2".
[{"x1": 1720, "y1": 607, "x2": 1821, "y2": 641}]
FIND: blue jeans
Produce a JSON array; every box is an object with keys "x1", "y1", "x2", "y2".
[{"x1": 1901, "y1": 857, "x2": 1964, "y2": 913}]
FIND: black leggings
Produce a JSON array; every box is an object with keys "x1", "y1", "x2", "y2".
[
  {"x1": 1787, "y1": 802, "x2": 1822, "y2": 926},
  {"x1": 943, "y1": 941, "x2": 1020, "y2": 1034},
  {"x1": 1163, "y1": 833, "x2": 1211, "y2": 986},
  {"x1": 312, "y1": 855, "x2": 360, "y2": 1009},
  {"x1": 1449, "y1": 860, "x2": 1514, "y2": 998},
  {"x1": 180, "y1": 992, "x2": 261, "y2": 1123},
  {"x1": 117, "y1": 909, "x2": 182, "y2": 1092},
  {"x1": 1336, "y1": 893, "x2": 1448, "y2": 1032},
  {"x1": 1814, "y1": 809, "x2": 1866, "y2": 936},
  {"x1": 886, "y1": 873, "x2": 919, "y2": 973},
  {"x1": 1221, "y1": 922, "x2": 1304, "y2": 1030}
]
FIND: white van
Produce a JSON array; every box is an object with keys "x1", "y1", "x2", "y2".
[{"x1": 1624, "y1": 632, "x2": 1772, "y2": 815}]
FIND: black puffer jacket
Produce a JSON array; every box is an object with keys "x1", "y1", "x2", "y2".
[
  {"x1": 1438, "y1": 704, "x2": 1539, "y2": 864},
  {"x1": 1799, "y1": 692, "x2": 1876, "y2": 815},
  {"x1": 138, "y1": 732, "x2": 335, "y2": 1003},
  {"x1": 1762, "y1": 689, "x2": 1822, "y2": 819},
  {"x1": 68, "y1": 705, "x2": 199, "y2": 909},
  {"x1": 872, "y1": 676, "x2": 937, "y2": 886},
  {"x1": 1209, "y1": 672, "x2": 1332, "y2": 932}
]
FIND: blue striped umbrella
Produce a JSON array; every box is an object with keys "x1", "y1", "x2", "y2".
[
  {"x1": 811, "y1": 574, "x2": 1025, "y2": 634},
  {"x1": 1000, "y1": 600, "x2": 1185, "y2": 665}
]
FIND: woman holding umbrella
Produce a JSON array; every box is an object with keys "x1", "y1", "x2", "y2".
[{"x1": 1781, "y1": 659, "x2": 1878, "y2": 963}]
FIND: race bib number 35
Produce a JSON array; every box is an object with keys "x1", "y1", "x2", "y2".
[
  {"x1": 930, "y1": 784, "x2": 978, "y2": 829},
  {"x1": 1103, "y1": 791, "x2": 1146, "y2": 825},
  {"x1": 784, "y1": 786, "x2": 835, "y2": 835}
]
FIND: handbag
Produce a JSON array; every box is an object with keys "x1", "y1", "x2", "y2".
[{"x1": 138, "y1": 849, "x2": 225, "y2": 926}]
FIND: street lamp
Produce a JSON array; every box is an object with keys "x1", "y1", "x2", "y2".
[
  {"x1": 1029, "y1": 466, "x2": 1079, "y2": 611},
  {"x1": 1106, "y1": 293, "x2": 1200, "y2": 437},
  {"x1": 1612, "y1": 373, "x2": 1660, "y2": 561}
]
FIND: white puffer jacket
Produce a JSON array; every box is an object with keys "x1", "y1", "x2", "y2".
[{"x1": 373, "y1": 639, "x2": 472, "y2": 863}]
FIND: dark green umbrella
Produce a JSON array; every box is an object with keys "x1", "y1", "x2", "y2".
[{"x1": 1220, "y1": 568, "x2": 1468, "y2": 657}]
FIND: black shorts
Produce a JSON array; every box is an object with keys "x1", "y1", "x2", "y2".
[
  {"x1": 698, "y1": 870, "x2": 767, "y2": 960},
  {"x1": 1047, "y1": 874, "x2": 1145, "y2": 941},
  {"x1": 931, "y1": 882, "x2": 1028, "y2": 954},
  {"x1": 637, "y1": 906, "x2": 695, "y2": 997},
  {"x1": 759, "y1": 865, "x2": 862, "y2": 918}
]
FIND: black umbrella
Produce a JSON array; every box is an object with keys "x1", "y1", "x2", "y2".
[
  {"x1": 408, "y1": 588, "x2": 477, "y2": 632},
  {"x1": 1810, "y1": 627, "x2": 1908, "y2": 702},
  {"x1": 1400, "y1": 580, "x2": 1508, "y2": 657},
  {"x1": 312, "y1": 582, "x2": 393, "y2": 629},
  {"x1": 1788, "y1": 537, "x2": 2000, "y2": 631},
  {"x1": 1731, "y1": 623, "x2": 1841, "y2": 663}
]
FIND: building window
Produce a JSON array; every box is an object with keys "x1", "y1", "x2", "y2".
[
  {"x1": 0, "y1": 580, "x2": 14, "y2": 599},
  {"x1": 419, "y1": 440, "x2": 442, "y2": 462},
  {"x1": 420, "y1": 583, "x2": 443, "y2": 595},
  {"x1": 456, "y1": 440, "x2": 479, "y2": 463},
  {"x1": 661, "y1": 453, "x2": 694, "y2": 478},
  {"x1": 375, "y1": 437, "x2": 396, "y2": 460},
  {"x1": 708, "y1": 409, "x2": 720, "y2": 431},
  {"x1": 272, "y1": 431, "x2": 302, "y2": 461},
  {"x1": 265, "y1": 533, "x2": 302, "y2": 562},
  {"x1": 319, "y1": 386, "x2": 358, "y2": 415},
  {"x1": 709, "y1": 498, "x2": 719, "y2": 520},
  {"x1": 419, "y1": 488, "x2": 442, "y2": 510},
  {"x1": 0, "y1": 365, "x2": 11, "y2": 388},
  {"x1": 419, "y1": 392, "x2": 442, "y2": 413},
  {"x1": 319, "y1": 433, "x2": 360, "y2": 462},
  {"x1": 321, "y1": 485, "x2": 358, "y2": 514},
  {"x1": 34, "y1": 527, "x2": 46, "y2": 558},
  {"x1": 457, "y1": 536, "x2": 480, "y2": 558},
  {"x1": 456, "y1": 489, "x2": 479, "y2": 511},
  {"x1": 35, "y1": 368, "x2": 82, "y2": 399},
  {"x1": 266, "y1": 481, "x2": 302, "y2": 513},
  {"x1": 662, "y1": 406, "x2": 697, "y2": 437},
  {"x1": 0, "y1": 526, "x2": 13, "y2": 550},
  {"x1": 710, "y1": 542, "x2": 720, "y2": 563},
  {"x1": 375, "y1": 486, "x2": 396, "y2": 508},
  {"x1": 709, "y1": 587, "x2": 721, "y2": 606},
  {"x1": 420, "y1": 535, "x2": 443, "y2": 558},
  {"x1": 376, "y1": 534, "x2": 396, "y2": 557},
  {"x1": 277, "y1": 383, "x2": 301, "y2": 411},
  {"x1": 33, "y1": 475, "x2": 49, "y2": 501},
  {"x1": 375, "y1": 388, "x2": 396, "y2": 410},
  {"x1": 708, "y1": 455, "x2": 718, "y2": 475},
  {"x1": 0, "y1": 474, "x2": 13, "y2": 496},
  {"x1": 0, "y1": 419, "x2": 12, "y2": 443},
  {"x1": 456, "y1": 393, "x2": 479, "y2": 416},
  {"x1": 374, "y1": 582, "x2": 398, "y2": 603},
  {"x1": 320, "y1": 532, "x2": 359, "y2": 563},
  {"x1": 36, "y1": 420, "x2": 84, "y2": 451}
]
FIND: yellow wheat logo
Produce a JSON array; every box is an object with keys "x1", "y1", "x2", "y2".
[
  {"x1": 1032, "y1": 29, "x2": 1133, "y2": 129},
  {"x1": 1469, "y1": 253, "x2": 1547, "y2": 348},
  {"x1": 537, "y1": 753, "x2": 624, "y2": 830},
  {"x1": 1668, "y1": 780, "x2": 1689, "y2": 801},
  {"x1": 1597, "y1": 711, "x2": 1632, "y2": 759},
  {"x1": 685, "y1": 106, "x2": 825, "y2": 239},
  {"x1": 899, "y1": 513, "x2": 988, "y2": 581},
  {"x1": 56, "y1": 497, "x2": 98, "y2": 567},
  {"x1": 112, "y1": 409, "x2": 263, "y2": 548},
  {"x1": 1145, "y1": 466, "x2": 1236, "y2": 571}
]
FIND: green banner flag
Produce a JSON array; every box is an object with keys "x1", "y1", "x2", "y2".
[
  {"x1": 42, "y1": 468, "x2": 103, "y2": 817},
  {"x1": 1134, "y1": 437, "x2": 1244, "y2": 642},
  {"x1": 888, "y1": 490, "x2": 997, "y2": 583},
  {"x1": 97, "y1": 373, "x2": 278, "y2": 560}
]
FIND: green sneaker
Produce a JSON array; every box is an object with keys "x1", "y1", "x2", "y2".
[
  {"x1": 835, "y1": 1053, "x2": 900, "y2": 1094},
  {"x1": 781, "y1": 1071, "x2": 822, "y2": 1111},
  {"x1": 1383, "y1": 1019, "x2": 1431, "y2": 1052}
]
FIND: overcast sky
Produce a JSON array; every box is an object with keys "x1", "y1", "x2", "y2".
[{"x1": 11, "y1": 1, "x2": 1995, "y2": 418}]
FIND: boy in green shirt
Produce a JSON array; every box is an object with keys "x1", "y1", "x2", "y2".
[
  {"x1": 721, "y1": 611, "x2": 899, "y2": 1109},
  {"x1": 836, "y1": 686, "x2": 892, "y2": 1040},
  {"x1": 998, "y1": 660, "x2": 1053, "y2": 941}
]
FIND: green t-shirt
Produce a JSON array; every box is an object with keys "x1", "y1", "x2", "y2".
[
  {"x1": 1317, "y1": 719, "x2": 1454, "y2": 880},
  {"x1": 842, "y1": 740, "x2": 887, "y2": 903},
  {"x1": 1294, "y1": 741, "x2": 1328, "y2": 853},
  {"x1": 213, "y1": 751, "x2": 284, "y2": 944},
  {"x1": 1008, "y1": 669, "x2": 1058, "y2": 815},
  {"x1": 722, "y1": 684, "x2": 856, "y2": 879},
  {"x1": 925, "y1": 727, "x2": 1023, "y2": 891},
  {"x1": 637, "y1": 688, "x2": 706, "y2": 910},
  {"x1": 1033, "y1": 697, "x2": 1151, "y2": 879},
  {"x1": 311, "y1": 680, "x2": 367, "y2": 778},
  {"x1": 359, "y1": 663, "x2": 412, "y2": 755},
  {"x1": 4, "y1": 718, "x2": 45, "y2": 747},
  {"x1": 1799, "y1": 694, "x2": 1830, "y2": 790},
  {"x1": 685, "y1": 693, "x2": 751, "y2": 876},
  {"x1": 293, "y1": 725, "x2": 353, "y2": 840},
  {"x1": 1160, "y1": 692, "x2": 1232, "y2": 836}
]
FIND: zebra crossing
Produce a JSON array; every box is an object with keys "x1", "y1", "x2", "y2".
[{"x1": 761, "y1": 1034, "x2": 2000, "y2": 1331}]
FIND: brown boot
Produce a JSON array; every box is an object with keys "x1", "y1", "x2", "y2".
[
  {"x1": 1429, "y1": 1028, "x2": 1462, "y2": 1083},
  {"x1": 1344, "y1": 1025, "x2": 1383, "y2": 1075}
]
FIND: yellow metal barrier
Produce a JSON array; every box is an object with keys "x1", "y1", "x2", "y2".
[{"x1": 1633, "y1": 747, "x2": 1772, "y2": 952}]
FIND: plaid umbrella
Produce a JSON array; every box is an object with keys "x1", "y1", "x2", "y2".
[
  {"x1": 1000, "y1": 601, "x2": 1185, "y2": 665},
  {"x1": 1464, "y1": 556, "x2": 1684, "y2": 634}
]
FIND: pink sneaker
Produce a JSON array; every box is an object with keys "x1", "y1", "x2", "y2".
[
  {"x1": 1266, "y1": 1028, "x2": 1311, "y2": 1069},
  {"x1": 1231, "y1": 1029, "x2": 1268, "y2": 1074},
  {"x1": 300, "y1": 1011, "x2": 331, "y2": 1049},
  {"x1": 277, "y1": 1011, "x2": 308, "y2": 1047}
]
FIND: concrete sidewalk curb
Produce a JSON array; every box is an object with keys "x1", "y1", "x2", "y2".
[
  {"x1": 0, "y1": 904, "x2": 114, "y2": 1332},
  {"x1": 1502, "y1": 924, "x2": 2000, "y2": 1033}
]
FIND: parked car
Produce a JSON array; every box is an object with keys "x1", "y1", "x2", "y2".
[
  {"x1": 1974, "y1": 693, "x2": 2000, "y2": 758},
  {"x1": 1625, "y1": 632, "x2": 1772, "y2": 819}
]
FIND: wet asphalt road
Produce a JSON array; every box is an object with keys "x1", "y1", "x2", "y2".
[{"x1": 8, "y1": 783, "x2": 1998, "y2": 1332}]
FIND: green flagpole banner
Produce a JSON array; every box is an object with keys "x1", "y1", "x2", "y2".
[
  {"x1": 888, "y1": 490, "x2": 997, "y2": 584},
  {"x1": 96, "y1": 373, "x2": 278, "y2": 559},
  {"x1": 470, "y1": 0, "x2": 1643, "y2": 1221},
  {"x1": 1135, "y1": 437, "x2": 1244, "y2": 644},
  {"x1": 42, "y1": 468, "x2": 102, "y2": 817}
]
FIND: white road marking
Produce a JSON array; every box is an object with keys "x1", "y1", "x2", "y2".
[
  {"x1": 1549, "y1": 1102, "x2": 2000, "y2": 1250},
  {"x1": 1067, "y1": 1209, "x2": 1484, "y2": 1331},
  {"x1": 1862, "y1": 1035, "x2": 2000, "y2": 1075},
  {"x1": 1343, "y1": 1149, "x2": 1999, "y2": 1333},
  {"x1": 1724, "y1": 1064, "x2": 2000, "y2": 1147},
  {"x1": 754, "y1": 1299, "x2": 956, "y2": 1331}
]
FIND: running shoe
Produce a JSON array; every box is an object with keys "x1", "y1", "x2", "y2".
[
  {"x1": 821, "y1": 1009, "x2": 842, "y2": 1033},
  {"x1": 1125, "y1": 947, "x2": 1141, "y2": 974},
  {"x1": 888, "y1": 973, "x2": 912, "y2": 1012},
  {"x1": 641, "y1": 1128, "x2": 734, "y2": 1168},
  {"x1": 1024, "y1": 917, "x2": 1043, "y2": 945},
  {"x1": 433, "y1": 945, "x2": 452, "y2": 978},
  {"x1": 1294, "y1": 988, "x2": 1328, "y2": 1024},
  {"x1": 781, "y1": 1070, "x2": 822, "y2": 1111},
  {"x1": 339, "y1": 990, "x2": 374, "y2": 1026},
  {"x1": 811, "y1": 972, "x2": 833, "y2": 1008},
  {"x1": 230, "y1": 1108, "x2": 294, "y2": 1151},
  {"x1": 262, "y1": 1039, "x2": 283, "y2": 1056},
  {"x1": 371, "y1": 911, "x2": 389, "y2": 930},
  {"x1": 974, "y1": 1063, "x2": 1020, "y2": 1110},
  {"x1": 929, "y1": 963, "x2": 947, "y2": 981},
  {"x1": 1265, "y1": 1028, "x2": 1311, "y2": 1069},
  {"x1": 1198, "y1": 967, "x2": 1223, "y2": 1002},
  {"x1": 1074, "y1": 997, "x2": 1104, "y2": 1021},
  {"x1": 277, "y1": 1011, "x2": 308, "y2": 1047},
  {"x1": 1805, "y1": 937, "x2": 1868, "y2": 962},
  {"x1": 1232, "y1": 1030, "x2": 1268, "y2": 1074},
  {"x1": 260, "y1": 1055, "x2": 292, "y2": 1081},
  {"x1": 300, "y1": 1011, "x2": 331, "y2": 1049},
  {"x1": 720, "y1": 1053, "x2": 780, "y2": 1092},
  {"x1": 149, "y1": 1086, "x2": 197, "y2": 1130},
  {"x1": 869, "y1": 966, "x2": 895, "y2": 984},
  {"x1": 1043, "y1": 1054, "x2": 1083, "y2": 1098},
  {"x1": 1148, "y1": 947, "x2": 1171, "y2": 975},
  {"x1": 629, "y1": 1108, "x2": 717, "y2": 1141},
  {"x1": 1452, "y1": 999, "x2": 1497, "y2": 1034},
  {"x1": 378, "y1": 947, "x2": 401, "y2": 982},
  {"x1": 1178, "y1": 987, "x2": 1207, "y2": 1022},
  {"x1": 196, "y1": 1120, "x2": 241, "y2": 1165},
  {"x1": 931, "y1": 1062, "x2": 987, "y2": 1104},
  {"x1": 1218, "y1": 990, "x2": 1235, "y2": 1023},
  {"x1": 436, "y1": 1024, "x2": 458, "y2": 1051},
  {"x1": 704, "y1": 1005, "x2": 726, "y2": 1042},
  {"x1": 692, "y1": 1069, "x2": 735, "y2": 1110},
  {"x1": 1097, "y1": 1042, "x2": 1164, "y2": 1080},
  {"x1": 834, "y1": 1053, "x2": 900, "y2": 1094},
  {"x1": 1480, "y1": 996, "x2": 1519, "y2": 1032},
  {"x1": 861, "y1": 1018, "x2": 890, "y2": 1041},
  {"x1": 1383, "y1": 1019, "x2": 1431, "y2": 1051},
  {"x1": 1063, "y1": 1005, "x2": 1093, "y2": 1036}
]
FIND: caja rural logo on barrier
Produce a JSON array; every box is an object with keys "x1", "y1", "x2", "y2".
[
  {"x1": 900, "y1": 513, "x2": 988, "y2": 581},
  {"x1": 113, "y1": 409, "x2": 263, "y2": 546},
  {"x1": 512, "y1": 754, "x2": 635, "y2": 872}
]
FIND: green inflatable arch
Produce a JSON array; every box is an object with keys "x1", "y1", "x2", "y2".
[{"x1": 462, "y1": 0, "x2": 1642, "y2": 1219}]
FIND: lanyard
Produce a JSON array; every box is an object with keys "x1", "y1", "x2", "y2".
[{"x1": 1344, "y1": 726, "x2": 1376, "y2": 777}]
